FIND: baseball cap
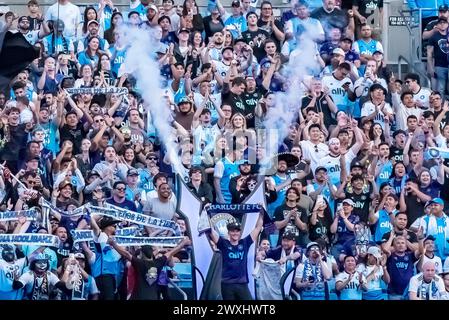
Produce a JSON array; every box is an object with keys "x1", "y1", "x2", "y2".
[
  {"x1": 351, "y1": 161, "x2": 364, "y2": 169},
  {"x1": 306, "y1": 242, "x2": 320, "y2": 252},
  {"x1": 342, "y1": 199, "x2": 355, "y2": 207},
  {"x1": 282, "y1": 231, "x2": 296, "y2": 241},
  {"x1": 341, "y1": 37, "x2": 353, "y2": 43},
  {"x1": 227, "y1": 221, "x2": 242, "y2": 231},
  {"x1": 393, "y1": 129, "x2": 407, "y2": 138},
  {"x1": 128, "y1": 10, "x2": 140, "y2": 18},
  {"x1": 148, "y1": 4, "x2": 158, "y2": 12},
  {"x1": 74, "y1": 252, "x2": 86, "y2": 260},
  {"x1": 424, "y1": 234, "x2": 436, "y2": 242},
  {"x1": 437, "y1": 17, "x2": 448, "y2": 24},
  {"x1": 429, "y1": 197, "x2": 444, "y2": 206},
  {"x1": 231, "y1": 0, "x2": 240, "y2": 7},
  {"x1": 177, "y1": 27, "x2": 190, "y2": 35},
  {"x1": 373, "y1": 49, "x2": 384, "y2": 55},
  {"x1": 332, "y1": 48, "x2": 345, "y2": 56},
  {"x1": 18, "y1": 16, "x2": 29, "y2": 23},
  {"x1": 314, "y1": 166, "x2": 328, "y2": 174},
  {"x1": 87, "y1": 20, "x2": 99, "y2": 27},
  {"x1": 127, "y1": 168, "x2": 139, "y2": 176},
  {"x1": 439, "y1": 4, "x2": 449, "y2": 11},
  {"x1": 177, "y1": 96, "x2": 192, "y2": 105},
  {"x1": 367, "y1": 246, "x2": 382, "y2": 260},
  {"x1": 58, "y1": 179, "x2": 72, "y2": 190}
]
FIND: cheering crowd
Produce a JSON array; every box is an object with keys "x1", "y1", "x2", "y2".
[{"x1": 0, "y1": 0, "x2": 448, "y2": 300}]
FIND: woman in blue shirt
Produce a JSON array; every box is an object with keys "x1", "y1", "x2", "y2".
[{"x1": 77, "y1": 36, "x2": 101, "y2": 71}]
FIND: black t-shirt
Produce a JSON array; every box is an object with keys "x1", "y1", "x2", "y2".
[
  {"x1": 345, "y1": 188, "x2": 372, "y2": 223},
  {"x1": 389, "y1": 146, "x2": 404, "y2": 163},
  {"x1": 0, "y1": 124, "x2": 27, "y2": 161},
  {"x1": 310, "y1": 7, "x2": 349, "y2": 36},
  {"x1": 381, "y1": 229, "x2": 418, "y2": 244},
  {"x1": 242, "y1": 89, "x2": 263, "y2": 128},
  {"x1": 217, "y1": 235, "x2": 253, "y2": 284},
  {"x1": 222, "y1": 83, "x2": 247, "y2": 115},
  {"x1": 241, "y1": 28, "x2": 270, "y2": 62},
  {"x1": 352, "y1": 0, "x2": 383, "y2": 18},
  {"x1": 131, "y1": 255, "x2": 167, "y2": 300},
  {"x1": 257, "y1": 18, "x2": 284, "y2": 52},
  {"x1": 404, "y1": 194, "x2": 425, "y2": 227},
  {"x1": 59, "y1": 122, "x2": 86, "y2": 154},
  {"x1": 274, "y1": 204, "x2": 308, "y2": 247},
  {"x1": 428, "y1": 31, "x2": 448, "y2": 68},
  {"x1": 434, "y1": 109, "x2": 449, "y2": 131},
  {"x1": 301, "y1": 93, "x2": 336, "y2": 127},
  {"x1": 309, "y1": 214, "x2": 333, "y2": 244}
]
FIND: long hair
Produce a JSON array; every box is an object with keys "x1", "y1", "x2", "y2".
[{"x1": 82, "y1": 6, "x2": 98, "y2": 34}]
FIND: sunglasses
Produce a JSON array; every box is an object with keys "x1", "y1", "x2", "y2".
[
  {"x1": 94, "y1": 119, "x2": 104, "y2": 123},
  {"x1": 115, "y1": 187, "x2": 126, "y2": 191},
  {"x1": 147, "y1": 157, "x2": 158, "y2": 160}
]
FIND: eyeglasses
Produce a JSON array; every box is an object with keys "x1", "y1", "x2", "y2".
[
  {"x1": 94, "y1": 119, "x2": 104, "y2": 123},
  {"x1": 26, "y1": 180, "x2": 36, "y2": 185},
  {"x1": 115, "y1": 187, "x2": 126, "y2": 191},
  {"x1": 147, "y1": 157, "x2": 158, "y2": 160},
  {"x1": 262, "y1": 7, "x2": 272, "y2": 10}
]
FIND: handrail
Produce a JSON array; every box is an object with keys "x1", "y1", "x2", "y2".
[
  {"x1": 398, "y1": 55, "x2": 431, "y2": 88},
  {"x1": 168, "y1": 278, "x2": 188, "y2": 300}
]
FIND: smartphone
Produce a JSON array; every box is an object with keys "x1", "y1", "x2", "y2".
[
  {"x1": 336, "y1": 202, "x2": 343, "y2": 212},
  {"x1": 317, "y1": 195, "x2": 324, "y2": 206}
]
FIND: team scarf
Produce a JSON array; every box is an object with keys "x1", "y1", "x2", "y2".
[
  {"x1": 65, "y1": 87, "x2": 129, "y2": 96},
  {"x1": 86, "y1": 203, "x2": 181, "y2": 236},
  {"x1": 71, "y1": 229, "x2": 181, "y2": 247},
  {"x1": 0, "y1": 233, "x2": 60, "y2": 247},
  {"x1": 41, "y1": 199, "x2": 86, "y2": 217},
  {"x1": 113, "y1": 236, "x2": 184, "y2": 247},
  {"x1": 198, "y1": 204, "x2": 264, "y2": 235},
  {"x1": 71, "y1": 227, "x2": 140, "y2": 243},
  {"x1": 31, "y1": 273, "x2": 49, "y2": 300},
  {"x1": 0, "y1": 208, "x2": 39, "y2": 222},
  {"x1": 206, "y1": 204, "x2": 262, "y2": 215}
]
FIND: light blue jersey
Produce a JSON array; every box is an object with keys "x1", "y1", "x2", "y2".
[
  {"x1": 224, "y1": 15, "x2": 247, "y2": 39},
  {"x1": 373, "y1": 209, "x2": 396, "y2": 243}
]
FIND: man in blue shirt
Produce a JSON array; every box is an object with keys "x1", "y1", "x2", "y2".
[{"x1": 208, "y1": 212, "x2": 264, "y2": 300}]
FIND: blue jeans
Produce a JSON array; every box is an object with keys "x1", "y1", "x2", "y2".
[{"x1": 434, "y1": 66, "x2": 448, "y2": 95}]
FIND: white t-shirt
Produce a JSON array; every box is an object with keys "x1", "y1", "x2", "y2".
[
  {"x1": 360, "y1": 101, "x2": 393, "y2": 130},
  {"x1": 18, "y1": 271, "x2": 60, "y2": 300},
  {"x1": 299, "y1": 140, "x2": 329, "y2": 173},
  {"x1": 415, "y1": 254, "x2": 443, "y2": 274},
  {"x1": 413, "y1": 87, "x2": 432, "y2": 110},
  {"x1": 356, "y1": 264, "x2": 384, "y2": 291},
  {"x1": 317, "y1": 149, "x2": 356, "y2": 186},
  {"x1": 392, "y1": 93, "x2": 423, "y2": 131},
  {"x1": 408, "y1": 273, "x2": 446, "y2": 300},
  {"x1": 335, "y1": 271, "x2": 366, "y2": 300},
  {"x1": 45, "y1": 2, "x2": 81, "y2": 40}
]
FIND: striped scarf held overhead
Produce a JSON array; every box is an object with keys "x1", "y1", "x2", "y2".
[{"x1": 301, "y1": 258, "x2": 323, "y2": 283}]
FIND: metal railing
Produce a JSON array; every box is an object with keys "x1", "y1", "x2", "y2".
[{"x1": 398, "y1": 54, "x2": 431, "y2": 87}]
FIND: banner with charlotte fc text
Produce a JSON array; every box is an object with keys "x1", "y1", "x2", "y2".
[{"x1": 177, "y1": 175, "x2": 266, "y2": 300}]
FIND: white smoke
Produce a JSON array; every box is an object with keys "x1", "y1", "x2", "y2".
[
  {"x1": 119, "y1": 25, "x2": 183, "y2": 174},
  {"x1": 262, "y1": 34, "x2": 321, "y2": 159}
]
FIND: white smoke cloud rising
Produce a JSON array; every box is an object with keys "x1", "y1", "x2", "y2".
[
  {"x1": 119, "y1": 25, "x2": 184, "y2": 174},
  {"x1": 262, "y1": 34, "x2": 321, "y2": 158}
]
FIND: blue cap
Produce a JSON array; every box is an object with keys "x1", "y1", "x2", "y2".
[{"x1": 430, "y1": 198, "x2": 444, "y2": 206}]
